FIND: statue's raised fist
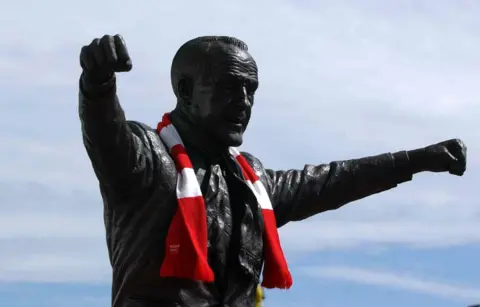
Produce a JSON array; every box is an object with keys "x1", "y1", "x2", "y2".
[
  {"x1": 424, "y1": 138, "x2": 467, "y2": 176},
  {"x1": 80, "y1": 34, "x2": 132, "y2": 78}
]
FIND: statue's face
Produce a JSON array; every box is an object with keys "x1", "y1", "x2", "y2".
[{"x1": 191, "y1": 46, "x2": 258, "y2": 147}]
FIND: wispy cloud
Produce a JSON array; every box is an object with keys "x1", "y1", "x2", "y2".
[
  {"x1": 302, "y1": 266, "x2": 480, "y2": 302},
  {"x1": 281, "y1": 218, "x2": 480, "y2": 252}
]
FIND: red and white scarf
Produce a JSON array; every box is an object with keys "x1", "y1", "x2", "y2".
[{"x1": 156, "y1": 113, "x2": 292, "y2": 289}]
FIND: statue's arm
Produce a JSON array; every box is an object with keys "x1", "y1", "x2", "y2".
[
  {"x1": 242, "y1": 152, "x2": 412, "y2": 227},
  {"x1": 79, "y1": 74, "x2": 153, "y2": 191}
]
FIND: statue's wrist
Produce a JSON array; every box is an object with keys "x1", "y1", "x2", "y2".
[
  {"x1": 405, "y1": 148, "x2": 428, "y2": 174},
  {"x1": 80, "y1": 72, "x2": 116, "y2": 98},
  {"x1": 391, "y1": 150, "x2": 413, "y2": 182}
]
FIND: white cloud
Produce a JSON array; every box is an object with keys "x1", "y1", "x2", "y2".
[
  {"x1": 281, "y1": 218, "x2": 480, "y2": 252},
  {"x1": 0, "y1": 137, "x2": 93, "y2": 187},
  {"x1": 1, "y1": 252, "x2": 110, "y2": 283},
  {"x1": 302, "y1": 266, "x2": 480, "y2": 302},
  {"x1": 0, "y1": 0, "x2": 479, "y2": 284},
  {"x1": 0, "y1": 237, "x2": 110, "y2": 283}
]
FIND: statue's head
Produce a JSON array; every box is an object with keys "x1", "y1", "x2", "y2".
[{"x1": 171, "y1": 36, "x2": 258, "y2": 147}]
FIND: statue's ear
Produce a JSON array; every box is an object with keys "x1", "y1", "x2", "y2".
[{"x1": 177, "y1": 76, "x2": 193, "y2": 105}]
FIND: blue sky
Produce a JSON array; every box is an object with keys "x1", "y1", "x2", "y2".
[{"x1": 1, "y1": 0, "x2": 480, "y2": 306}]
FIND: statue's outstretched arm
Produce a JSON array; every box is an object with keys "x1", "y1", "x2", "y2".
[
  {"x1": 243, "y1": 139, "x2": 465, "y2": 227},
  {"x1": 262, "y1": 152, "x2": 411, "y2": 227},
  {"x1": 78, "y1": 74, "x2": 153, "y2": 191}
]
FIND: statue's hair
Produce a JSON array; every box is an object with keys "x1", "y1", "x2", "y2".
[{"x1": 171, "y1": 36, "x2": 249, "y2": 98}]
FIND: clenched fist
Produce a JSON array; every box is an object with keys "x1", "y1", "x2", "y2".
[
  {"x1": 80, "y1": 34, "x2": 132, "y2": 85},
  {"x1": 425, "y1": 139, "x2": 467, "y2": 176},
  {"x1": 410, "y1": 138, "x2": 467, "y2": 176}
]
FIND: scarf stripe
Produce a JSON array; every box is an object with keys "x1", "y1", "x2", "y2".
[
  {"x1": 229, "y1": 147, "x2": 291, "y2": 288},
  {"x1": 157, "y1": 113, "x2": 292, "y2": 289}
]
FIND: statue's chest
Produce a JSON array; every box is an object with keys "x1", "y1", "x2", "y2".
[{"x1": 194, "y1": 163, "x2": 234, "y2": 240}]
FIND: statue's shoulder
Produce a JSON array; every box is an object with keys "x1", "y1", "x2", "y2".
[
  {"x1": 127, "y1": 120, "x2": 156, "y2": 133},
  {"x1": 240, "y1": 151, "x2": 266, "y2": 172},
  {"x1": 127, "y1": 120, "x2": 168, "y2": 154},
  {"x1": 241, "y1": 151, "x2": 272, "y2": 193}
]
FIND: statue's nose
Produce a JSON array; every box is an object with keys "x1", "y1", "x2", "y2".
[{"x1": 234, "y1": 87, "x2": 249, "y2": 106}]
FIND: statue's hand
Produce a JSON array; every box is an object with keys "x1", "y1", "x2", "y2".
[
  {"x1": 423, "y1": 139, "x2": 467, "y2": 176},
  {"x1": 79, "y1": 34, "x2": 132, "y2": 85}
]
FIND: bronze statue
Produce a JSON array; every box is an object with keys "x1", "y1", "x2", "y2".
[{"x1": 78, "y1": 34, "x2": 467, "y2": 307}]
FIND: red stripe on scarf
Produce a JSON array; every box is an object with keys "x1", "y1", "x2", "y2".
[
  {"x1": 159, "y1": 195, "x2": 213, "y2": 281},
  {"x1": 171, "y1": 144, "x2": 193, "y2": 171},
  {"x1": 235, "y1": 154, "x2": 257, "y2": 181}
]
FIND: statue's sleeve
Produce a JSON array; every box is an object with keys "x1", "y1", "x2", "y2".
[
  {"x1": 79, "y1": 74, "x2": 154, "y2": 192},
  {"x1": 242, "y1": 152, "x2": 412, "y2": 228}
]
